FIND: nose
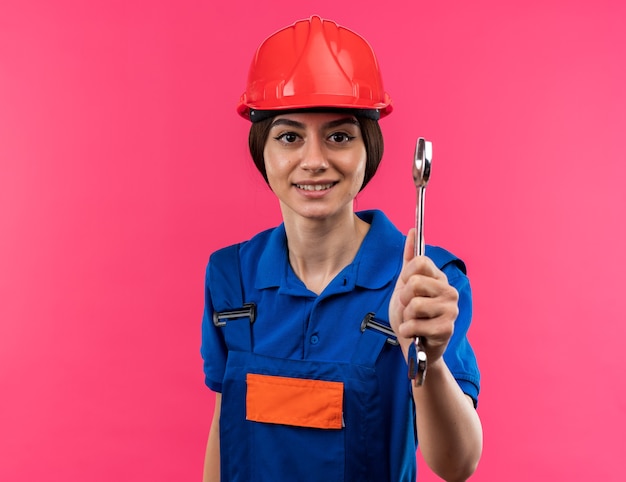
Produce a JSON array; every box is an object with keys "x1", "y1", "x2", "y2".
[{"x1": 300, "y1": 135, "x2": 329, "y2": 172}]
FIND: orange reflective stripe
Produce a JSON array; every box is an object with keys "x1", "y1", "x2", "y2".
[{"x1": 246, "y1": 373, "x2": 344, "y2": 430}]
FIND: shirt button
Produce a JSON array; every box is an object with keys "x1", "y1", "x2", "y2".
[{"x1": 310, "y1": 334, "x2": 319, "y2": 345}]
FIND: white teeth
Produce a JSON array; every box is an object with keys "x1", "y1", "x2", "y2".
[{"x1": 296, "y1": 183, "x2": 334, "y2": 191}]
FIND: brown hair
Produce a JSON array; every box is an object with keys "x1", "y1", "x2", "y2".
[{"x1": 248, "y1": 115, "x2": 384, "y2": 191}]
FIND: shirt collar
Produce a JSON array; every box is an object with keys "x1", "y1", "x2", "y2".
[
  {"x1": 255, "y1": 210, "x2": 404, "y2": 291},
  {"x1": 353, "y1": 210, "x2": 404, "y2": 289}
]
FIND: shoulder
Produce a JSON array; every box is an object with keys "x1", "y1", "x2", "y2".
[
  {"x1": 208, "y1": 225, "x2": 287, "y2": 292},
  {"x1": 209, "y1": 225, "x2": 280, "y2": 264},
  {"x1": 425, "y1": 245, "x2": 467, "y2": 276}
]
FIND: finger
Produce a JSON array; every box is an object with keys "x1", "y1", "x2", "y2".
[
  {"x1": 403, "y1": 293, "x2": 456, "y2": 321},
  {"x1": 414, "y1": 271, "x2": 455, "y2": 297},
  {"x1": 397, "y1": 316, "x2": 454, "y2": 348},
  {"x1": 399, "y1": 276, "x2": 443, "y2": 306},
  {"x1": 399, "y1": 278, "x2": 460, "y2": 321}
]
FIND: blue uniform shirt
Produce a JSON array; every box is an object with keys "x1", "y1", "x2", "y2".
[{"x1": 201, "y1": 210, "x2": 480, "y2": 481}]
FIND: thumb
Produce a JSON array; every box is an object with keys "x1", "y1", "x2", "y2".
[{"x1": 403, "y1": 228, "x2": 417, "y2": 267}]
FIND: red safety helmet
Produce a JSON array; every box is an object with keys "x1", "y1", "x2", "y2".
[{"x1": 237, "y1": 15, "x2": 393, "y2": 121}]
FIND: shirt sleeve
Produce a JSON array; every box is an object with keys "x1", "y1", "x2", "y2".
[
  {"x1": 441, "y1": 263, "x2": 481, "y2": 407},
  {"x1": 200, "y1": 260, "x2": 228, "y2": 393}
]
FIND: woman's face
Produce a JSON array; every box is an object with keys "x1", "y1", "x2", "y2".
[{"x1": 263, "y1": 112, "x2": 367, "y2": 222}]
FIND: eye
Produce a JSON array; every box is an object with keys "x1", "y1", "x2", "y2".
[
  {"x1": 274, "y1": 132, "x2": 300, "y2": 144},
  {"x1": 328, "y1": 132, "x2": 355, "y2": 144}
]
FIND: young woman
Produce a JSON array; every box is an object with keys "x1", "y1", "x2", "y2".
[{"x1": 201, "y1": 16, "x2": 482, "y2": 482}]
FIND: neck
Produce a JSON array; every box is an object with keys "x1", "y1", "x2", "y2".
[{"x1": 282, "y1": 209, "x2": 370, "y2": 295}]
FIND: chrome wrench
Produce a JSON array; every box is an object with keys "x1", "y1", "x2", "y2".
[{"x1": 407, "y1": 137, "x2": 432, "y2": 386}]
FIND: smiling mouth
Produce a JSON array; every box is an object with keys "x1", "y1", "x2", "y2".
[{"x1": 295, "y1": 183, "x2": 336, "y2": 191}]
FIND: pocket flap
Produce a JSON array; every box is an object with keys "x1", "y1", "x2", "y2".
[{"x1": 246, "y1": 373, "x2": 344, "y2": 430}]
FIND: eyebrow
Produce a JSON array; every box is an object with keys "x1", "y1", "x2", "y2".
[{"x1": 270, "y1": 117, "x2": 360, "y2": 130}]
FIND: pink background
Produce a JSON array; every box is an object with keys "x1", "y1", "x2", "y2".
[{"x1": 1, "y1": 0, "x2": 625, "y2": 480}]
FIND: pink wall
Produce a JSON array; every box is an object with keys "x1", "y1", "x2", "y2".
[{"x1": 1, "y1": 0, "x2": 625, "y2": 480}]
